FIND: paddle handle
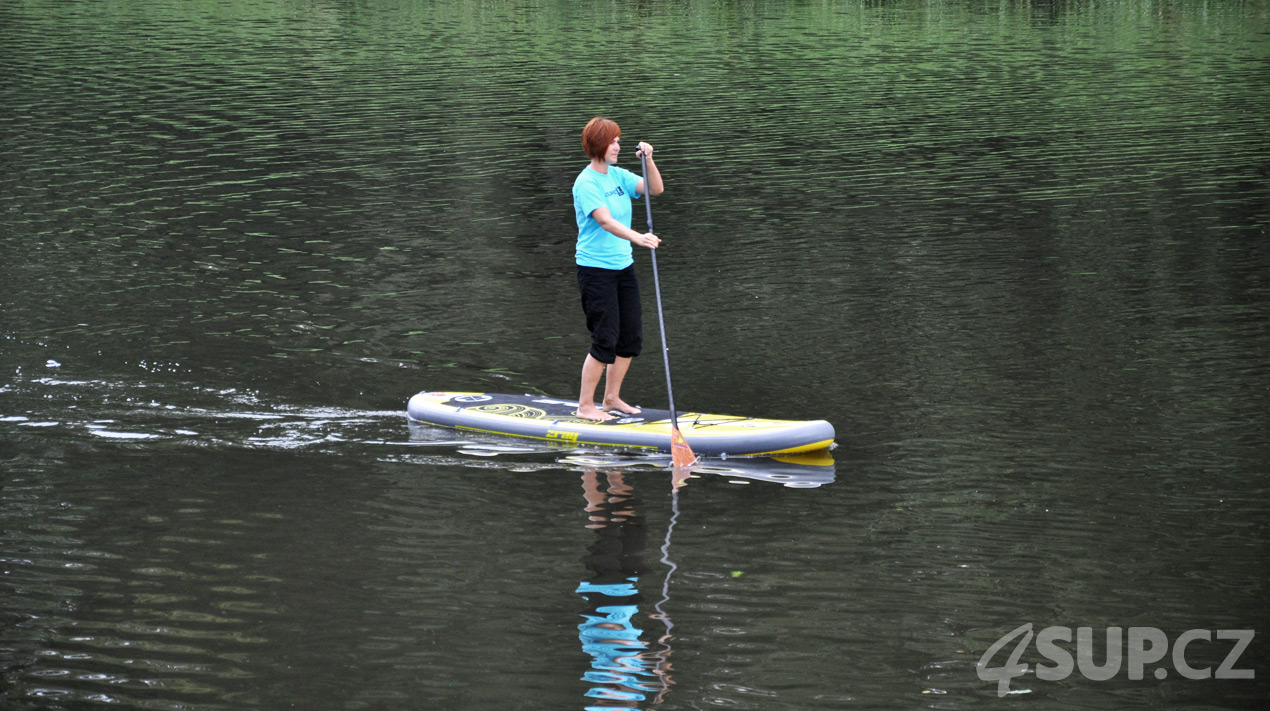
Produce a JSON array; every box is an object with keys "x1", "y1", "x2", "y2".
[{"x1": 640, "y1": 150, "x2": 680, "y2": 432}]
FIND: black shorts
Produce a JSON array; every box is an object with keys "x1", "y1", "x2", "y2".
[{"x1": 577, "y1": 264, "x2": 642, "y2": 364}]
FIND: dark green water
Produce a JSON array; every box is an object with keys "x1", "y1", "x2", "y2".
[{"x1": 2, "y1": 1, "x2": 1268, "y2": 708}]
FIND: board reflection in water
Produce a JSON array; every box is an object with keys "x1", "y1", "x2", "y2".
[{"x1": 565, "y1": 450, "x2": 837, "y2": 488}]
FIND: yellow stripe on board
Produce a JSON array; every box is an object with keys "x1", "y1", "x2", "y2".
[
  {"x1": 454, "y1": 425, "x2": 661, "y2": 451},
  {"x1": 452, "y1": 425, "x2": 832, "y2": 456},
  {"x1": 746, "y1": 439, "x2": 836, "y2": 456}
]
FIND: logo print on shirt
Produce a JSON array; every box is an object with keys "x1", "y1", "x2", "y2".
[{"x1": 605, "y1": 185, "x2": 625, "y2": 198}]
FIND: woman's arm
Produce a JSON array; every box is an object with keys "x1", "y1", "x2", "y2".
[{"x1": 591, "y1": 207, "x2": 661, "y2": 249}]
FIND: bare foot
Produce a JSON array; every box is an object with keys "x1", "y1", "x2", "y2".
[
  {"x1": 576, "y1": 404, "x2": 616, "y2": 422},
  {"x1": 603, "y1": 397, "x2": 641, "y2": 416}
]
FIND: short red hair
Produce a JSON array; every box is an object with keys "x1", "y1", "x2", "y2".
[{"x1": 582, "y1": 117, "x2": 621, "y2": 161}]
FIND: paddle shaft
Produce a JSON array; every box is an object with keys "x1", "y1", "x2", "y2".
[{"x1": 640, "y1": 151, "x2": 681, "y2": 432}]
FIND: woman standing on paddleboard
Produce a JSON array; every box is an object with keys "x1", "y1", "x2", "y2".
[{"x1": 573, "y1": 117, "x2": 663, "y2": 422}]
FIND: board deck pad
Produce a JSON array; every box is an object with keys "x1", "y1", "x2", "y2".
[{"x1": 406, "y1": 391, "x2": 835, "y2": 456}]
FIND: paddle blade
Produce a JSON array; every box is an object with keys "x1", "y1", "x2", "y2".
[{"x1": 671, "y1": 428, "x2": 698, "y2": 469}]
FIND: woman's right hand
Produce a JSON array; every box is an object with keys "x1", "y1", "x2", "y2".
[{"x1": 632, "y1": 232, "x2": 661, "y2": 249}]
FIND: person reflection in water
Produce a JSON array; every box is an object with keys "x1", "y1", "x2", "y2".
[{"x1": 576, "y1": 470, "x2": 672, "y2": 709}]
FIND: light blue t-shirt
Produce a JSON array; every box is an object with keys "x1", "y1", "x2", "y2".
[{"x1": 573, "y1": 165, "x2": 643, "y2": 270}]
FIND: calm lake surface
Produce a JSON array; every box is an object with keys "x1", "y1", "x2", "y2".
[{"x1": 2, "y1": 0, "x2": 1268, "y2": 708}]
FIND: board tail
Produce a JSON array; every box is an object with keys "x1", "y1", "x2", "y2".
[{"x1": 671, "y1": 428, "x2": 698, "y2": 469}]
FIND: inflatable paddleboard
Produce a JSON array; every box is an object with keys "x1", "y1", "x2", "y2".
[{"x1": 406, "y1": 391, "x2": 834, "y2": 456}]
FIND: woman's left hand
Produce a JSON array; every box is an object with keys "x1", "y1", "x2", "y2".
[{"x1": 635, "y1": 142, "x2": 654, "y2": 159}]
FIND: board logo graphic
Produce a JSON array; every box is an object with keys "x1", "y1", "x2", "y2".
[
  {"x1": 453, "y1": 395, "x2": 492, "y2": 403},
  {"x1": 472, "y1": 404, "x2": 546, "y2": 419}
]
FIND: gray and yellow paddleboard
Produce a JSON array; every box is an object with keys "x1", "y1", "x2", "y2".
[{"x1": 406, "y1": 391, "x2": 834, "y2": 456}]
